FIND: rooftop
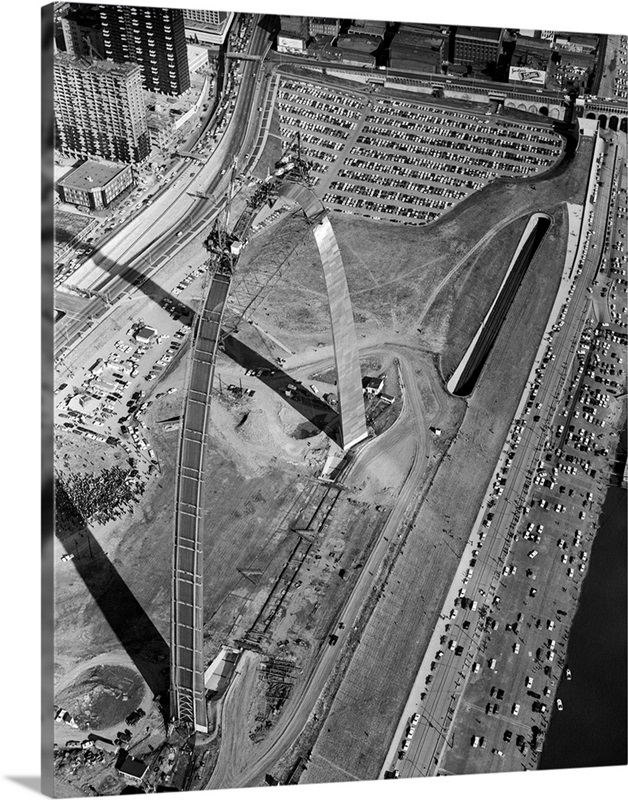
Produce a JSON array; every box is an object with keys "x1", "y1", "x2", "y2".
[
  {"x1": 364, "y1": 376, "x2": 385, "y2": 392},
  {"x1": 54, "y1": 53, "x2": 141, "y2": 79},
  {"x1": 115, "y1": 751, "x2": 148, "y2": 780},
  {"x1": 456, "y1": 26, "x2": 503, "y2": 42},
  {"x1": 135, "y1": 325, "x2": 157, "y2": 342},
  {"x1": 58, "y1": 160, "x2": 130, "y2": 192}
]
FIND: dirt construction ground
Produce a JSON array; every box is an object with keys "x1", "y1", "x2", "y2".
[
  {"x1": 293, "y1": 142, "x2": 594, "y2": 782},
  {"x1": 54, "y1": 76, "x2": 595, "y2": 793}
]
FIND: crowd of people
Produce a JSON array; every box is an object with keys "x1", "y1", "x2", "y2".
[{"x1": 55, "y1": 466, "x2": 146, "y2": 529}]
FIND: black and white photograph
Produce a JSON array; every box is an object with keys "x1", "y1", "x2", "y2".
[{"x1": 32, "y1": 0, "x2": 628, "y2": 796}]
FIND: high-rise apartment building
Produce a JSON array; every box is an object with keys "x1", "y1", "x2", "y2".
[
  {"x1": 54, "y1": 53, "x2": 150, "y2": 163},
  {"x1": 61, "y1": 4, "x2": 106, "y2": 59},
  {"x1": 53, "y1": 3, "x2": 73, "y2": 52},
  {"x1": 99, "y1": 5, "x2": 190, "y2": 96}
]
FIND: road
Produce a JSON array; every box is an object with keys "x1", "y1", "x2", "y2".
[
  {"x1": 54, "y1": 17, "x2": 272, "y2": 365},
  {"x1": 207, "y1": 349, "x2": 433, "y2": 788},
  {"x1": 384, "y1": 129, "x2": 619, "y2": 780}
]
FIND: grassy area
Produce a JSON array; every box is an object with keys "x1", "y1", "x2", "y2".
[
  {"x1": 293, "y1": 137, "x2": 595, "y2": 785},
  {"x1": 55, "y1": 210, "x2": 93, "y2": 244},
  {"x1": 301, "y1": 199, "x2": 572, "y2": 781},
  {"x1": 236, "y1": 131, "x2": 592, "y2": 363},
  {"x1": 438, "y1": 213, "x2": 531, "y2": 380}
]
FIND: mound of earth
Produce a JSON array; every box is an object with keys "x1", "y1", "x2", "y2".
[{"x1": 56, "y1": 664, "x2": 144, "y2": 731}]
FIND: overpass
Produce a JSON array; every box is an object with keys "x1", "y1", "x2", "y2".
[
  {"x1": 177, "y1": 150, "x2": 207, "y2": 161},
  {"x1": 577, "y1": 96, "x2": 628, "y2": 132},
  {"x1": 226, "y1": 52, "x2": 261, "y2": 61}
]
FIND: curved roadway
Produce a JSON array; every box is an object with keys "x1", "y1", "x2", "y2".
[
  {"x1": 385, "y1": 129, "x2": 620, "y2": 781},
  {"x1": 55, "y1": 18, "x2": 270, "y2": 362},
  {"x1": 207, "y1": 348, "x2": 435, "y2": 789}
]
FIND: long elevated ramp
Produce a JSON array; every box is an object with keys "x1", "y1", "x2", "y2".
[{"x1": 171, "y1": 269, "x2": 231, "y2": 734}]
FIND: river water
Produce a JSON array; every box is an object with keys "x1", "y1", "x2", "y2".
[{"x1": 540, "y1": 423, "x2": 627, "y2": 770}]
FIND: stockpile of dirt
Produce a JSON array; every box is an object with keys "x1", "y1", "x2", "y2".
[
  {"x1": 211, "y1": 390, "x2": 329, "y2": 477},
  {"x1": 56, "y1": 664, "x2": 144, "y2": 730}
]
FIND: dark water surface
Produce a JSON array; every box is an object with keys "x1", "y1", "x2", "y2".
[{"x1": 540, "y1": 425, "x2": 627, "y2": 770}]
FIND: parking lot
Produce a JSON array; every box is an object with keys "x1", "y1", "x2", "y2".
[
  {"x1": 54, "y1": 268, "x2": 203, "y2": 480},
  {"x1": 274, "y1": 78, "x2": 564, "y2": 225},
  {"x1": 443, "y1": 317, "x2": 625, "y2": 770},
  {"x1": 386, "y1": 311, "x2": 626, "y2": 778},
  {"x1": 613, "y1": 35, "x2": 628, "y2": 100}
]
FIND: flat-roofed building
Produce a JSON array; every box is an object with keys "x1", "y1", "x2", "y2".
[
  {"x1": 348, "y1": 19, "x2": 386, "y2": 38},
  {"x1": 277, "y1": 32, "x2": 307, "y2": 54},
  {"x1": 451, "y1": 26, "x2": 504, "y2": 67},
  {"x1": 363, "y1": 376, "x2": 384, "y2": 395},
  {"x1": 310, "y1": 18, "x2": 339, "y2": 37},
  {"x1": 57, "y1": 160, "x2": 134, "y2": 210},
  {"x1": 388, "y1": 43, "x2": 442, "y2": 73},
  {"x1": 184, "y1": 9, "x2": 234, "y2": 46},
  {"x1": 134, "y1": 325, "x2": 157, "y2": 344},
  {"x1": 336, "y1": 48, "x2": 376, "y2": 67},
  {"x1": 54, "y1": 54, "x2": 150, "y2": 163},
  {"x1": 279, "y1": 16, "x2": 309, "y2": 40},
  {"x1": 336, "y1": 34, "x2": 380, "y2": 55},
  {"x1": 389, "y1": 24, "x2": 447, "y2": 73},
  {"x1": 115, "y1": 751, "x2": 149, "y2": 783}
]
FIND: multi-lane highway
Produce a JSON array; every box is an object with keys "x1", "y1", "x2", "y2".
[
  {"x1": 382, "y1": 128, "x2": 620, "y2": 780},
  {"x1": 206, "y1": 128, "x2": 615, "y2": 785},
  {"x1": 54, "y1": 17, "x2": 271, "y2": 365}
]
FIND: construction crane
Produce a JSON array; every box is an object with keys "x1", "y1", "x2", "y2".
[
  {"x1": 275, "y1": 130, "x2": 314, "y2": 186},
  {"x1": 204, "y1": 155, "x2": 239, "y2": 275}
]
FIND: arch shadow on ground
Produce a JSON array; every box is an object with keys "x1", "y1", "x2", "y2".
[
  {"x1": 55, "y1": 483, "x2": 170, "y2": 704},
  {"x1": 94, "y1": 252, "x2": 197, "y2": 325},
  {"x1": 222, "y1": 334, "x2": 341, "y2": 443}
]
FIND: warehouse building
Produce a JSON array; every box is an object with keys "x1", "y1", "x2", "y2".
[{"x1": 57, "y1": 160, "x2": 134, "y2": 210}]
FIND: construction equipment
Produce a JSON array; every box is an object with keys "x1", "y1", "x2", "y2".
[{"x1": 204, "y1": 155, "x2": 240, "y2": 274}]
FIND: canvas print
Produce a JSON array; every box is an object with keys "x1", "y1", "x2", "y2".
[{"x1": 45, "y1": 2, "x2": 627, "y2": 796}]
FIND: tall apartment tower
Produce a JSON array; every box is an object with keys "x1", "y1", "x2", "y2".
[
  {"x1": 99, "y1": 5, "x2": 190, "y2": 96},
  {"x1": 61, "y1": 4, "x2": 106, "y2": 58},
  {"x1": 54, "y1": 53, "x2": 150, "y2": 163}
]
